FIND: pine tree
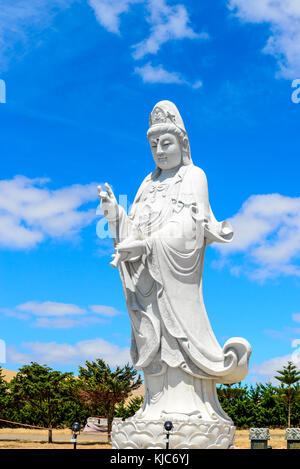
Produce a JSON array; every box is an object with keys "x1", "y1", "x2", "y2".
[
  {"x1": 0, "y1": 367, "x2": 8, "y2": 422},
  {"x1": 9, "y1": 362, "x2": 75, "y2": 442},
  {"x1": 115, "y1": 396, "x2": 144, "y2": 419},
  {"x1": 275, "y1": 361, "x2": 300, "y2": 427},
  {"x1": 218, "y1": 383, "x2": 245, "y2": 412},
  {"x1": 78, "y1": 359, "x2": 142, "y2": 439}
]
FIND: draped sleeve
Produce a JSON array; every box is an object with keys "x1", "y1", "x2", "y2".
[{"x1": 189, "y1": 166, "x2": 234, "y2": 246}]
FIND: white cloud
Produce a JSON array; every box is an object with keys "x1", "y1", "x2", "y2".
[
  {"x1": 249, "y1": 312, "x2": 300, "y2": 382},
  {"x1": 262, "y1": 314, "x2": 300, "y2": 347},
  {"x1": 7, "y1": 338, "x2": 131, "y2": 366},
  {"x1": 250, "y1": 353, "x2": 300, "y2": 383},
  {"x1": 228, "y1": 0, "x2": 300, "y2": 78},
  {"x1": 0, "y1": 0, "x2": 74, "y2": 68},
  {"x1": 1, "y1": 301, "x2": 123, "y2": 329},
  {"x1": 89, "y1": 0, "x2": 207, "y2": 59},
  {"x1": 134, "y1": 62, "x2": 202, "y2": 88},
  {"x1": 264, "y1": 327, "x2": 300, "y2": 342},
  {"x1": 132, "y1": 0, "x2": 207, "y2": 60},
  {"x1": 215, "y1": 193, "x2": 300, "y2": 280},
  {"x1": 1, "y1": 1, "x2": 205, "y2": 86},
  {"x1": 33, "y1": 317, "x2": 104, "y2": 329},
  {"x1": 0, "y1": 176, "x2": 97, "y2": 249},
  {"x1": 293, "y1": 313, "x2": 300, "y2": 324},
  {"x1": 1, "y1": 308, "x2": 30, "y2": 321},
  {"x1": 88, "y1": 0, "x2": 141, "y2": 34},
  {"x1": 192, "y1": 79, "x2": 203, "y2": 89},
  {"x1": 16, "y1": 301, "x2": 88, "y2": 317},
  {"x1": 135, "y1": 62, "x2": 185, "y2": 84},
  {"x1": 90, "y1": 305, "x2": 123, "y2": 317}
]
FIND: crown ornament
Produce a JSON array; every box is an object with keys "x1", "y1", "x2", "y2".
[
  {"x1": 148, "y1": 101, "x2": 187, "y2": 136},
  {"x1": 150, "y1": 107, "x2": 177, "y2": 126}
]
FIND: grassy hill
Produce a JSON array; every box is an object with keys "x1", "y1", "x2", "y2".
[
  {"x1": 1, "y1": 367, "x2": 145, "y2": 397},
  {"x1": 1, "y1": 368, "x2": 18, "y2": 382}
]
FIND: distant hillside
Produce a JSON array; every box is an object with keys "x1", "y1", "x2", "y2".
[
  {"x1": 0, "y1": 367, "x2": 145, "y2": 401},
  {"x1": 126, "y1": 384, "x2": 145, "y2": 403},
  {"x1": 1, "y1": 368, "x2": 18, "y2": 382}
]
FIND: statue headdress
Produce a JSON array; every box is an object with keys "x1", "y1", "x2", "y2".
[{"x1": 147, "y1": 100, "x2": 192, "y2": 165}]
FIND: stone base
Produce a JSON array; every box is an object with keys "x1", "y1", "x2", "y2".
[{"x1": 112, "y1": 418, "x2": 235, "y2": 449}]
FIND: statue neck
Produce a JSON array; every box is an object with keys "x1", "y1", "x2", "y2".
[{"x1": 158, "y1": 165, "x2": 181, "y2": 177}]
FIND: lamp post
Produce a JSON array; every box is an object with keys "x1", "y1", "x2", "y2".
[
  {"x1": 71, "y1": 422, "x2": 81, "y2": 450},
  {"x1": 164, "y1": 421, "x2": 173, "y2": 450}
]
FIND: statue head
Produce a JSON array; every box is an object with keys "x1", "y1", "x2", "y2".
[{"x1": 147, "y1": 100, "x2": 192, "y2": 171}]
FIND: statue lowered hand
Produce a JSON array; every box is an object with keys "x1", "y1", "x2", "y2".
[{"x1": 114, "y1": 238, "x2": 147, "y2": 264}]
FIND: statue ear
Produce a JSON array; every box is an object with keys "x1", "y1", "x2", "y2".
[
  {"x1": 182, "y1": 137, "x2": 189, "y2": 152},
  {"x1": 181, "y1": 136, "x2": 191, "y2": 164}
]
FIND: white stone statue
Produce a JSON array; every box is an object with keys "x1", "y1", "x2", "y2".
[{"x1": 98, "y1": 101, "x2": 251, "y2": 449}]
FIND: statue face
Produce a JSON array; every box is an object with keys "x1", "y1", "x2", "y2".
[{"x1": 149, "y1": 132, "x2": 182, "y2": 171}]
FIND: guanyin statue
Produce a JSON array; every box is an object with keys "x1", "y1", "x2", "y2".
[{"x1": 98, "y1": 100, "x2": 251, "y2": 449}]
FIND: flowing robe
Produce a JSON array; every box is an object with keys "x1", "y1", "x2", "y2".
[{"x1": 108, "y1": 164, "x2": 251, "y2": 388}]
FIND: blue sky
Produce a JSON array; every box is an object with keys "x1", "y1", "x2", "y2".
[{"x1": 0, "y1": 0, "x2": 300, "y2": 383}]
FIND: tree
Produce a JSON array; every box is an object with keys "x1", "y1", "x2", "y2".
[
  {"x1": 0, "y1": 367, "x2": 7, "y2": 396},
  {"x1": 78, "y1": 359, "x2": 142, "y2": 438},
  {"x1": 9, "y1": 362, "x2": 75, "y2": 442},
  {"x1": 0, "y1": 367, "x2": 8, "y2": 423},
  {"x1": 275, "y1": 361, "x2": 300, "y2": 427},
  {"x1": 115, "y1": 396, "x2": 144, "y2": 420},
  {"x1": 218, "y1": 383, "x2": 246, "y2": 412}
]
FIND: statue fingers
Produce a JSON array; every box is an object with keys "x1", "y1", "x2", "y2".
[
  {"x1": 104, "y1": 182, "x2": 114, "y2": 198},
  {"x1": 110, "y1": 252, "x2": 121, "y2": 268},
  {"x1": 104, "y1": 183, "x2": 118, "y2": 206},
  {"x1": 99, "y1": 191, "x2": 109, "y2": 201}
]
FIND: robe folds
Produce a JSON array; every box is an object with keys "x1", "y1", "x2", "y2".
[{"x1": 109, "y1": 164, "x2": 251, "y2": 385}]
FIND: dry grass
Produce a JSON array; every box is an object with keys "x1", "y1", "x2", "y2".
[
  {"x1": 0, "y1": 428, "x2": 72, "y2": 435},
  {"x1": 234, "y1": 429, "x2": 286, "y2": 449},
  {"x1": 1, "y1": 368, "x2": 17, "y2": 382},
  {"x1": 0, "y1": 428, "x2": 288, "y2": 449},
  {"x1": 0, "y1": 441, "x2": 112, "y2": 449},
  {"x1": 0, "y1": 427, "x2": 111, "y2": 449}
]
